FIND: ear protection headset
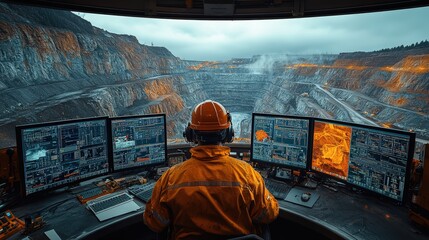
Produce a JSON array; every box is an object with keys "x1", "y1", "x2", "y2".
[
  {"x1": 223, "y1": 112, "x2": 235, "y2": 143},
  {"x1": 183, "y1": 122, "x2": 195, "y2": 143}
]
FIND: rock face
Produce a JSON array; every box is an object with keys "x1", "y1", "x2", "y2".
[{"x1": 0, "y1": 3, "x2": 428, "y2": 148}]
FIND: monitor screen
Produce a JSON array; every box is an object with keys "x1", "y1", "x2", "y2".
[
  {"x1": 110, "y1": 114, "x2": 167, "y2": 171},
  {"x1": 251, "y1": 113, "x2": 312, "y2": 170},
  {"x1": 16, "y1": 117, "x2": 109, "y2": 197},
  {"x1": 311, "y1": 119, "x2": 416, "y2": 203}
]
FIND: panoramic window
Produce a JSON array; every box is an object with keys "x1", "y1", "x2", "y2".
[{"x1": 0, "y1": 2, "x2": 428, "y2": 152}]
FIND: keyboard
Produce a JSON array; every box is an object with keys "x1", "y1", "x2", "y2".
[
  {"x1": 76, "y1": 187, "x2": 109, "y2": 204},
  {"x1": 128, "y1": 182, "x2": 156, "y2": 203},
  {"x1": 264, "y1": 178, "x2": 293, "y2": 200},
  {"x1": 87, "y1": 192, "x2": 140, "y2": 221}
]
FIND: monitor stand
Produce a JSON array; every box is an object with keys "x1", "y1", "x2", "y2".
[{"x1": 285, "y1": 188, "x2": 320, "y2": 208}]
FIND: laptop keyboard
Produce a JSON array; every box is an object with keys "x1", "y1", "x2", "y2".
[
  {"x1": 264, "y1": 178, "x2": 293, "y2": 200},
  {"x1": 87, "y1": 192, "x2": 133, "y2": 214},
  {"x1": 128, "y1": 182, "x2": 156, "y2": 203}
]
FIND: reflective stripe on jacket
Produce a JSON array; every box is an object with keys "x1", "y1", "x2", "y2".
[{"x1": 143, "y1": 145, "x2": 279, "y2": 240}]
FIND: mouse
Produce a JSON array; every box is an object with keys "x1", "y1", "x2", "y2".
[{"x1": 301, "y1": 192, "x2": 311, "y2": 202}]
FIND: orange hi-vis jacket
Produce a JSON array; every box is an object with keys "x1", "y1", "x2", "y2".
[{"x1": 144, "y1": 145, "x2": 279, "y2": 240}]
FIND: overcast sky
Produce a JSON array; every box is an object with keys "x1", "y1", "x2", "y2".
[{"x1": 77, "y1": 6, "x2": 429, "y2": 61}]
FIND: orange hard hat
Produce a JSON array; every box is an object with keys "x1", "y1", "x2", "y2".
[{"x1": 190, "y1": 100, "x2": 231, "y2": 131}]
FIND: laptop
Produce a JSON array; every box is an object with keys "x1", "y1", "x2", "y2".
[{"x1": 87, "y1": 192, "x2": 141, "y2": 221}]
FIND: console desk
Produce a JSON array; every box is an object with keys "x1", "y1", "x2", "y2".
[{"x1": 8, "y1": 174, "x2": 429, "y2": 240}]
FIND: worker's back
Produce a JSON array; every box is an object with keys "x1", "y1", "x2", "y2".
[{"x1": 144, "y1": 100, "x2": 279, "y2": 240}]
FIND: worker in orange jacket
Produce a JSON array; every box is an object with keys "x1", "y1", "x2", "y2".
[{"x1": 144, "y1": 100, "x2": 279, "y2": 239}]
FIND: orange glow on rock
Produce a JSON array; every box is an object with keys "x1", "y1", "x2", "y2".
[
  {"x1": 187, "y1": 61, "x2": 219, "y2": 71},
  {"x1": 54, "y1": 31, "x2": 80, "y2": 57},
  {"x1": 380, "y1": 55, "x2": 429, "y2": 74},
  {"x1": 383, "y1": 75, "x2": 404, "y2": 92},
  {"x1": 285, "y1": 61, "x2": 368, "y2": 72},
  {"x1": 345, "y1": 65, "x2": 367, "y2": 71},
  {"x1": 394, "y1": 97, "x2": 407, "y2": 106}
]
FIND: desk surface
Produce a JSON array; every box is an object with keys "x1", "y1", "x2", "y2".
[
  {"x1": 279, "y1": 185, "x2": 428, "y2": 240},
  {"x1": 8, "y1": 177, "x2": 429, "y2": 240}
]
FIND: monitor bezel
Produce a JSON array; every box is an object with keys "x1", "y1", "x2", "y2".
[
  {"x1": 108, "y1": 113, "x2": 168, "y2": 173},
  {"x1": 250, "y1": 112, "x2": 313, "y2": 171},
  {"x1": 310, "y1": 117, "x2": 416, "y2": 205},
  {"x1": 16, "y1": 116, "x2": 111, "y2": 198}
]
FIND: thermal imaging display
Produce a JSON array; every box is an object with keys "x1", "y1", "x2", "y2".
[
  {"x1": 251, "y1": 113, "x2": 311, "y2": 170},
  {"x1": 17, "y1": 117, "x2": 109, "y2": 196},
  {"x1": 311, "y1": 121, "x2": 352, "y2": 180},
  {"x1": 110, "y1": 114, "x2": 167, "y2": 171},
  {"x1": 311, "y1": 119, "x2": 415, "y2": 203}
]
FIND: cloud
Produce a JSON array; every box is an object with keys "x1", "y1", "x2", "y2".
[{"x1": 78, "y1": 6, "x2": 429, "y2": 61}]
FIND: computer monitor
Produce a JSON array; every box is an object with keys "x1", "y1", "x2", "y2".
[
  {"x1": 109, "y1": 114, "x2": 167, "y2": 172},
  {"x1": 16, "y1": 117, "x2": 110, "y2": 197},
  {"x1": 311, "y1": 118, "x2": 416, "y2": 204},
  {"x1": 250, "y1": 113, "x2": 312, "y2": 170}
]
